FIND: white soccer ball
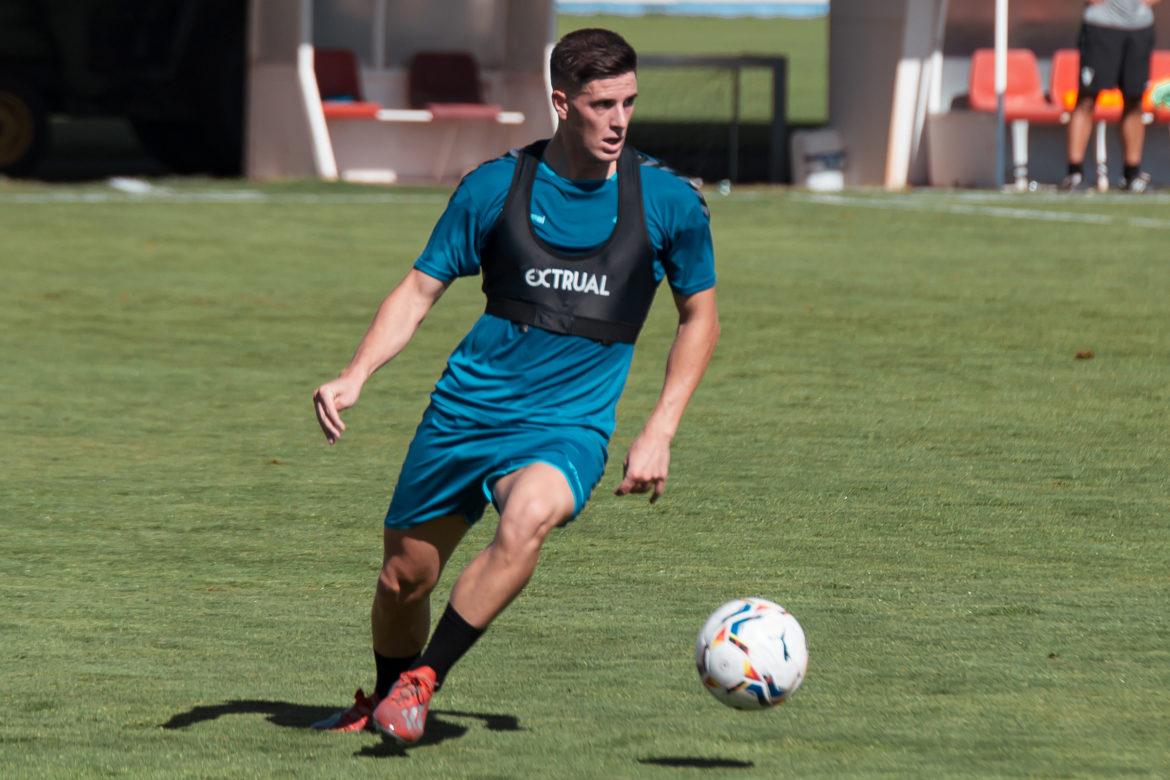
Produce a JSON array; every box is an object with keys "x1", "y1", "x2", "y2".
[{"x1": 694, "y1": 597, "x2": 808, "y2": 710}]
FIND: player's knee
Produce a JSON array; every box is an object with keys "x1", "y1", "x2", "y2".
[
  {"x1": 498, "y1": 496, "x2": 564, "y2": 550},
  {"x1": 376, "y1": 559, "x2": 438, "y2": 606}
]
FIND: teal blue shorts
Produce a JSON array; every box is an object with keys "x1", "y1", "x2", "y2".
[{"x1": 384, "y1": 404, "x2": 609, "y2": 529}]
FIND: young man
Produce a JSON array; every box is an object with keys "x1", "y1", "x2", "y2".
[
  {"x1": 1063, "y1": 0, "x2": 1161, "y2": 192},
  {"x1": 310, "y1": 29, "x2": 719, "y2": 744}
]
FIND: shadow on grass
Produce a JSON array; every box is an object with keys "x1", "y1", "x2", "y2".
[
  {"x1": 162, "y1": 700, "x2": 521, "y2": 756},
  {"x1": 639, "y1": 757, "x2": 754, "y2": 769},
  {"x1": 162, "y1": 700, "x2": 335, "y2": 730}
]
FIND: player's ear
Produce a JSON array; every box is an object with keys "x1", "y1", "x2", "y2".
[{"x1": 551, "y1": 88, "x2": 570, "y2": 121}]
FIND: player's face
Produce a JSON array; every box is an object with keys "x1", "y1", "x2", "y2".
[{"x1": 559, "y1": 71, "x2": 638, "y2": 165}]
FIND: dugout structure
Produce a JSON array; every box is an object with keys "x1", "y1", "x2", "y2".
[
  {"x1": 247, "y1": 0, "x2": 556, "y2": 182},
  {"x1": 831, "y1": 0, "x2": 1170, "y2": 188}
]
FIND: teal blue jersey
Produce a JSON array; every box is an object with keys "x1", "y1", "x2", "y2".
[{"x1": 414, "y1": 147, "x2": 716, "y2": 439}]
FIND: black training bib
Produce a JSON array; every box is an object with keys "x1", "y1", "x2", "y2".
[{"x1": 481, "y1": 140, "x2": 658, "y2": 344}]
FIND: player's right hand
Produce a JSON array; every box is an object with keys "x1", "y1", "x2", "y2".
[{"x1": 313, "y1": 374, "x2": 362, "y2": 444}]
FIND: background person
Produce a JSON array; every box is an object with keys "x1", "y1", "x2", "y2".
[{"x1": 1063, "y1": 0, "x2": 1161, "y2": 192}]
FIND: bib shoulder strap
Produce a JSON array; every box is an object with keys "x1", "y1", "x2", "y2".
[{"x1": 500, "y1": 140, "x2": 548, "y2": 219}]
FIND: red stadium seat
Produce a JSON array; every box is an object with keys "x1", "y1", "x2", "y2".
[
  {"x1": 967, "y1": 49, "x2": 1062, "y2": 188},
  {"x1": 314, "y1": 48, "x2": 384, "y2": 120},
  {"x1": 408, "y1": 52, "x2": 503, "y2": 119},
  {"x1": 968, "y1": 49, "x2": 1063, "y2": 123}
]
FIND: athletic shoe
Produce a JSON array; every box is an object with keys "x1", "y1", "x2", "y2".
[
  {"x1": 372, "y1": 666, "x2": 437, "y2": 745},
  {"x1": 1059, "y1": 171, "x2": 1085, "y2": 191},
  {"x1": 1120, "y1": 171, "x2": 1152, "y2": 193},
  {"x1": 310, "y1": 688, "x2": 378, "y2": 733}
]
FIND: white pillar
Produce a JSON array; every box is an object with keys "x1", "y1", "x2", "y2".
[
  {"x1": 993, "y1": 0, "x2": 1008, "y2": 189},
  {"x1": 884, "y1": 0, "x2": 949, "y2": 188},
  {"x1": 296, "y1": 0, "x2": 338, "y2": 179}
]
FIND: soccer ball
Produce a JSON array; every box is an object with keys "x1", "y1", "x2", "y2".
[{"x1": 694, "y1": 597, "x2": 808, "y2": 710}]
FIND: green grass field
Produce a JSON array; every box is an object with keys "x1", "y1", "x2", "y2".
[
  {"x1": 3, "y1": 180, "x2": 1169, "y2": 778},
  {"x1": 558, "y1": 14, "x2": 828, "y2": 123}
]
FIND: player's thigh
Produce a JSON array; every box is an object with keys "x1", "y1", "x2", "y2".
[
  {"x1": 1120, "y1": 26, "x2": 1154, "y2": 99},
  {"x1": 492, "y1": 463, "x2": 576, "y2": 539},
  {"x1": 386, "y1": 406, "x2": 497, "y2": 529},
  {"x1": 1080, "y1": 23, "x2": 1125, "y2": 94},
  {"x1": 484, "y1": 428, "x2": 608, "y2": 523},
  {"x1": 381, "y1": 513, "x2": 470, "y2": 587}
]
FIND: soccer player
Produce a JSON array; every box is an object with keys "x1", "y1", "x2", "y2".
[
  {"x1": 310, "y1": 28, "x2": 719, "y2": 745},
  {"x1": 1062, "y1": 0, "x2": 1161, "y2": 192}
]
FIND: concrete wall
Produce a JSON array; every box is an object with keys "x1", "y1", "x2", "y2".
[
  {"x1": 830, "y1": 0, "x2": 948, "y2": 188},
  {"x1": 830, "y1": 0, "x2": 907, "y2": 186},
  {"x1": 246, "y1": 0, "x2": 320, "y2": 179}
]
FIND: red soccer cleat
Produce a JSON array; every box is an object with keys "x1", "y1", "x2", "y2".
[
  {"x1": 310, "y1": 688, "x2": 379, "y2": 733},
  {"x1": 372, "y1": 666, "x2": 437, "y2": 745}
]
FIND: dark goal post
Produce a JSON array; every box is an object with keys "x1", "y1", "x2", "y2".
[{"x1": 637, "y1": 54, "x2": 789, "y2": 183}]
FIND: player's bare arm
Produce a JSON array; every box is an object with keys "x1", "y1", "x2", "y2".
[
  {"x1": 313, "y1": 268, "x2": 449, "y2": 444},
  {"x1": 616, "y1": 286, "x2": 720, "y2": 502}
]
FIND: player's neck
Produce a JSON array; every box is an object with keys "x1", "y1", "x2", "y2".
[{"x1": 543, "y1": 134, "x2": 618, "y2": 181}]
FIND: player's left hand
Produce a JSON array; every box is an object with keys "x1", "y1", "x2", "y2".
[
  {"x1": 615, "y1": 429, "x2": 671, "y2": 503},
  {"x1": 312, "y1": 372, "x2": 362, "y2": 444}
]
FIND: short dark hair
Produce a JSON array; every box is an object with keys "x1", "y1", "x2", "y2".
[{"x1": 550, "y1": 28, "x2": 637, "y2": 92}]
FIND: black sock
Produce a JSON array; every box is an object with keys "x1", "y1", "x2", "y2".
[
  {"x1": 374, "y1": 651, "x2": 420, "y2": 699},
  {"x1": 413, "y1": 604, "x2": 485, "y2": 688},
  {"x1": 1124, "y1": 164, "x2": 1140, "y2": 181},
  {"x1": 1068, "y1": 162, "x2": 1084, "y2": 177}
]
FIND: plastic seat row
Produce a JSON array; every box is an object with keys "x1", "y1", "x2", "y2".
[
  {"x1": 312, "y1": 48, "x2": 525, "y2": 182},
  {"x1": 314, "y1": 48, "x2": 524, "y2": 124},
  {"x1": 968, "y1": 48, "x2": 1170, "y2": 188}
]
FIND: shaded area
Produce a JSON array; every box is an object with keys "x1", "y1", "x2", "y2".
[
  {"x1": 161, "y1": 699, "x2": 337, "y2": 730},
  {"x1": 352, "y1": 708, "x2": 523, "y2": 755},
  {"x1": 353, "y1": 717, "x2": 470, "y2": 757},
  {"x1": 435, "y1": 709, "x2": 521, "y2": 733},
  {"x1": 639, "y1": 757, "x2": 755, "y2": 769},
  {"x1": 1, "y1": 0, "x2": 245, "y2": 178},
  {"x1": 162, "y1": 700, "x2": 521, "y2": 755},
  {"x1": 32, "y1": 117, "x2": 167, "y2": 182},
  {"x1": 630, "y1": 120, "x2": 826, "y2": 184}
]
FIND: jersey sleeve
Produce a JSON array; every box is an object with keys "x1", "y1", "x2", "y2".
[
  {"x1": 412, "y1": 185, "x2": 485, "y2": 282},
  {"x1": 659, "y1": 183, "x2": 716, "y2": 296},
  {"x1": 412, "y1": 158, "x2": 512, "y2": 282}
]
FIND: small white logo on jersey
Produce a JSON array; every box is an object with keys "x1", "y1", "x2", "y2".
[
  {"x1": 524, "y1": 268, "x2": 610, "y2": 296},
  {"x1": 530, "y1": 212, "x2": 547, "y2": 225},
  {"x1": 1082, "y1": 66, "x2": 1094, "y2": 87}
]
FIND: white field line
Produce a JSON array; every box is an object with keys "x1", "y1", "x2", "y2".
[
  {"x1": 918, "y1": 189, "x2": 1170, "y2": 206},
  {"x1": 786, "y1": 192, "x2": 1170, "y2": 230},
  {"x1": 0, "y1": 190, "x2": 450, "y2": 205}
]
